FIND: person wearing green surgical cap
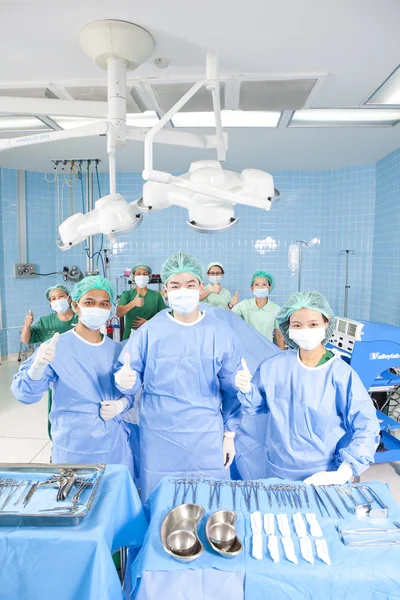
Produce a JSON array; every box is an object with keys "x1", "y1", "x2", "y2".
[
  {"x1": 21, "y1": 284, "x2": 77, "y2": 346},
  {"x1": 235, "y1": 290, "x2": 380, "y2": 485},
  {"x1": 20, "y1": 283, "x2": 79, "y2": 439},
  {"x1": 12, "y1": 274, "x2": 135, "y2": 477},
  {"x1": 117, "y1": 263, "x2": 166, "y2": 340},
  {"x1": 200, "y1": 261, "x2": 239, "y2": 310},
  {"x1": 114, "y1": 250, "x2": 245, "y2": 502},
  {"x1": 232, "y1": 270, "x2": 285, "y2": 349}
]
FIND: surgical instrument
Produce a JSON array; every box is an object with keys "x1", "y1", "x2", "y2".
[
  {"x1": 23, "y1": 481, "x2": 39, "y2": 508},
  {"x1": 14, "y1": 481, "x2": 31, "y2": 506},
  {"x1": 318, "y1": 486, "x2": 344, "y2": 519},
  {"x1": 312, "y1": 485, "x2": 330, "y2": 517}
]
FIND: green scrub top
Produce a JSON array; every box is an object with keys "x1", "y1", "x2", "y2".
[
  {"x1": 29, "y1": 312, "x2": 78, "y2": 344},
  {"x1": 202, "y1": 284, "x2": 231, "y2": 308},
  {"x1": 316, "y1": 349, "x2": 335, "y2": 367},
  {"x1": 232, "y1": 297, "x2": 281, "y2": 341},
  {"x1": 119, "y1": 288, "x2": 167, "y2": 340}
]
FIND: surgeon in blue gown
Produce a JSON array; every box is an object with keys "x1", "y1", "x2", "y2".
[
  {"x1": 12, "y1": 276, "x2": 134, "y2": 475},
  {"x1": 235, "y1": 291, "x2": 380, "y2": 484},
  {"x1": 199, "y1": 302, "x2": 282, "y2": 480},
  {"x1": 114, "y1": 252, "x2": 244, "y2": 503}
]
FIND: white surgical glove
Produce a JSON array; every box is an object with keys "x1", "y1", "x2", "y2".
[
  {"x1": 100, "y1": 397, "x2": 128, "y2": 421},
  {"x1": 115, "y1": 353, "x2": 137, "y2": 390},
  {"x1": 223, "y1": 431, "x2": 236, "y2": 468},
  {"x1": 28, "y1": 332, "x2": 60, "y2": 380},
  {"x1": 235, "y1": 358, "x2": 252, "y2": 393},
  {"x1": 304, "y1": 461, "x2": 353, "y2": 486}
]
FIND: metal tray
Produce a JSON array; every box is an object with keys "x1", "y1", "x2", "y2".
[{"x1": 0, "y1": 463, "x2": 105, "y2": 526}]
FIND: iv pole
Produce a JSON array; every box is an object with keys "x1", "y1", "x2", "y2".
[
  {"x1": 340, "y1": 249, "x2": 356, "y2": 317},
  {"x1": 296, "y1": 240, "x2": 310, "y2": 292}
]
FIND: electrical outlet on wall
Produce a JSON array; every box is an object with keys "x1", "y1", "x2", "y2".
[{"x1": 14, "y1": 264, "x2": 36, "y2": 278}]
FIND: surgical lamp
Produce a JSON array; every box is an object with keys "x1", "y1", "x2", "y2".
[{"x1": 0, "y1": 19, "x2": 280, "y2": 244}]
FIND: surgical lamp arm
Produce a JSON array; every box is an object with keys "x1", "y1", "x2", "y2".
[
  {"x1": 0, "y1": 121, "x2": 109, "y2": 152},
  {"x1": 126, "y1": 126, "x2": 228, "y2": 150},
  {"x1": 143, "y1": 53, "x2": 226, "y2": 179}
]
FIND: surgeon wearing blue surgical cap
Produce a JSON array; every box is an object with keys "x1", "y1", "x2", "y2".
[
  {"x1": 114, "y1": 251, "x2": 245, "y2": 503},
  {"x1": 235, "y1": 291, "x2": 380, "y2": 485},
  {"x1": 11, "y1": 276, "x2": 134, "y2": 475}
]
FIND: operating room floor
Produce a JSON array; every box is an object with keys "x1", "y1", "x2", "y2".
[{"x1": 1, "y1": 360, "x2": 400, "y2": 502}]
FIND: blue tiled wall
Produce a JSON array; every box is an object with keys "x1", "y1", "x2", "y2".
[
  {"x1": 370, "y1": 149, "x2": 400, "y2": 324},
  {"x1": 0, "y1": 155, "x2": 397, "y2": 357}
]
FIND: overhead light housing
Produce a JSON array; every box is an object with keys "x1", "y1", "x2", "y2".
[
  {"x1": 365, "y1": 64, "x2": 400, "y2": 106},
  {"x1": 172, "y1": 110, "x2": 281, "y2": 128},
  {"x1": 0, "y1": 116, "x2": 50, "y2": 131},
  {"x1": 52, "y1": 111, "x2": 159, "y2": 130},
  {"x1": 290, "y1": 108, "x2": 400, "y2": 127}
]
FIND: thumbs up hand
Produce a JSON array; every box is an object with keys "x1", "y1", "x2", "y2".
[
  {"x1": 28, "y1": 333, "x2": 60, "y2": 380},
  {"x1": 25, "y1": 309, "x2": 34, "y2": 327},
  {"x1": 230, "y1": 291, "x2": 239, "y2": 307},
  {"x1": 133, "y1": 294, "x2": 145, "y2": 308},
  {"x1": 235, "y1": 358, "x2": 252, "y2": 394},
  {"x1": 115, "y1": 353, "x2": 137, "y2": 390}
]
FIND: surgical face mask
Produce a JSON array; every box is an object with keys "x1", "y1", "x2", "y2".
[
  {"x1": 79, "y1": 306, "x2": 110, "y2": 331},
  {"x1": 135, "y1": 275, "x2": 149, "y2": 288},
  {"x1": 209, "y1": 275, "x2": 223, "y2": 285},
  {"x1": 253, "y1": 289, "x2": 269, "y2": 299},
  {"x1": 51, "y1": 299, "x2": 70, "y2": 314},
  {"x1": 167, "y1": 288, "x2": 200, "y2": 315},
  {"x1": 288, "y1": 326, "x2": 326, "y2": 350}
]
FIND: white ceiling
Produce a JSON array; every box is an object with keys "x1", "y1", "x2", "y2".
[{"x1": 0, "y1": 0, "x2": 399, "y2": 172}]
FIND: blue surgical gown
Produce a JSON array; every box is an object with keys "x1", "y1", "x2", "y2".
[
  {"x1": 200, "y1": 304, "x2": 282, "y2": 480},
  {"x1": 11, "y1": 330, "x2": 134, "y2": 475},
  {"x1": 114, "y1": 310, "x2": 243, "y2": 502},
  {"x1": 240, "y1": 350, "x2": 380, "y2": 479}
]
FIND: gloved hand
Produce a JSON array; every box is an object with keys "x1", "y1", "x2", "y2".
[
  {"x1": 28, "y1": 332, "x2": 60, "y2": 381},
  {"x1": 223, "y1": 431, "x2": 236, "y2": 469},
  {"x1": 100, "y1": 397, "x2": 128, "y2": 421},
  {"x1": 115, "y1": 353, "x2": 137, "y2": 390},
  {"x1": 235, "y1": 358, "x2": 252, "y2": 393},
  {"x1": 304, "y1": 461, "x2": 353, "y2": 485}
]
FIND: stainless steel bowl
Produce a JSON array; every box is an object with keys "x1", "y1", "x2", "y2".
[
  {"x1": 205, "y1": 510, "x2": 243, "y2": 558},
  {"x1": 209, "y1": 523, "x2": 236, "y2": 551},
  {"x1": 167, "y1": 530, "x2": 197, "y2": 556},
  {"x1": 161, "y1": 504, "x2": 205, "y2": 563}
]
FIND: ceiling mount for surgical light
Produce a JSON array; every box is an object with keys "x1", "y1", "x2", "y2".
[{"x1": 78, "y1": 20, "x2": 154, "y2": 71}]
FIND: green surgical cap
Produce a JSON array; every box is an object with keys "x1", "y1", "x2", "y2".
[
  {"x1": 276, "y1": 291, "x2": 336, "y2": 349},
  {"x1": 161, "y1": 251, "x2": 203, "y2": 284},
  {"x1": 71, "y1": 276, "x2": 116, "y2": 304},
  {"x1": 132, "y1": 263, "x2": 152, "y2": 276},
  {"x1": 45, "y1": 284, "x2": 70, "y2": 301},
  {"x1": 250, "y1": 270, "x2": 275, "y2": 291}
]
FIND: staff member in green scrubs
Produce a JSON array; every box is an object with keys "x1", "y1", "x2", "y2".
[
  {"x1": 21, "y1": 284, "x2": 77, "y2": 345},
  {"x1": 232, "y1": 270, "x2": 285, "y2": 349},
  {"x1": 117, "y1": 263, "x2": 166, "y2": 340},
  {"x1": 20, "y1": 284, "x2": 78, "y2": 439},
  {"x1": 200, "y1": 261, "x2": 239, "y2": 309}
]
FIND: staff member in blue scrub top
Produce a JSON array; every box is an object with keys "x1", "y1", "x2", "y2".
[
  {"x1": 12, "y1": 276, "x2": 134, "y2": 475},
  {"x1": 235, "y1": 291, "x2": 380, "y2": 484}
]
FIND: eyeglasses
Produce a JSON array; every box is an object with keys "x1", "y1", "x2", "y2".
[{"x1": 208, "y1": 271, "x2": 223, "y2": 276}]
